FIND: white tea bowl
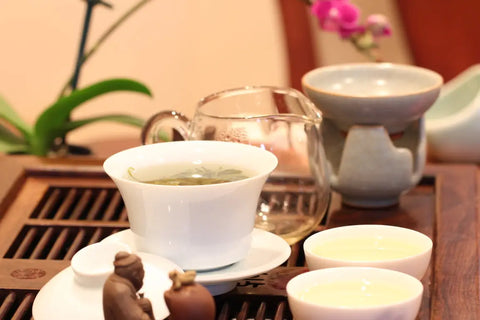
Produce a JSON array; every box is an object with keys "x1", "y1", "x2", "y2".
[
  {"x1": 103, "y1": 140, "x2": 278, "y2": 270},
  {"x1": 304, "y1": 224, "x2": 433, "y2": 280},
  {"x1": 287, "y1": 267, "x2": 423, "y2": 320}
]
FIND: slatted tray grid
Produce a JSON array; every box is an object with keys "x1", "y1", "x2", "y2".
[{"x1": 0, "y1": 171, "x2": 320, "y2": 320}]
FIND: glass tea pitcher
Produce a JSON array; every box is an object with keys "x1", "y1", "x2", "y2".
[{"x1": 141, "y1": 86, "x2": 330, "y2": 245}]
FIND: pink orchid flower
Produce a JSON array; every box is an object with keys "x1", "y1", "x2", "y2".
[
  {"x1": 308, "y1": 0, "x2": 392, "y2": 61},
  {"x1": 310, "y1": 0, "x2": 362, "y2": 38},
  {"x1": 366, "y1": 14, "x2": 392, "y2": 38}
]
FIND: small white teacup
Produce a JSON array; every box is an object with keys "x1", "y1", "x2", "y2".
[
  {"x1": 103, "y1": 140, "x2": 278, "y2": 270},
  {"x1": 287, "y1": 267, "x2": 423, "y2": 320},
  {"x1": 303, "y1": 224, "x2": 433, "y2": 280}
]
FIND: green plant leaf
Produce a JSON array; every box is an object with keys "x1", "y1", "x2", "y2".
[
  {"x1": 0, "y1": 122, "x2": 28, "y2": 153},
  {"x1": 31, "y1": 78, "x2": 152, "y2": 155},
  {"x1": 0, "y1": 94, "x2": 32, "y2": 140},
  {"x1": 62, "y1": 114, "x2": 145, "y2": 132},
  {"x1": 0, "y1": 140, "x2": 28, "y2": 154}
]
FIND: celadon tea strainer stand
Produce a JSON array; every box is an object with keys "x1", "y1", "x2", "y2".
[{"x1": 303, "y1": 63, "x2": 443, "y2": 208}]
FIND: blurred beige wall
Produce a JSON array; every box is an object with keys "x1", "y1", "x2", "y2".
[{"x1": 0, "y1": 0, "x2": 411, "y2": 146}]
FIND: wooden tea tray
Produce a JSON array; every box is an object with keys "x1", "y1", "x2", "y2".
[{"x1": 0, "y1": 155, "x2": 479, "y2": 319}]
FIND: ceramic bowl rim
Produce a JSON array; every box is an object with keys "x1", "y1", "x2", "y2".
[
  {"x1": 302, "y1": 62, "x2": 443, "y2": 99},
  {"x1": 103, "y1": 140, "x2": 278, "y2": 188}
]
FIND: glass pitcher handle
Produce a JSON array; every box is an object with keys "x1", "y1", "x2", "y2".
[{"x1": 141, "y1": 110, "x2": 190, "y2": 144}]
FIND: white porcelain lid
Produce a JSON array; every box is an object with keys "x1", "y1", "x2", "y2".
[{"x1": 33, "y1": 251, "x2": 182, "y2": 320}]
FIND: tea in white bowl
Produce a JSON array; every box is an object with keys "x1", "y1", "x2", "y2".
[
  {"x1": 311, "y1": 235, "x2": 425, "y2": 261},
  {"x1": 103, "y1": 140, "x2": 278, "y2": 270},
  {"x1": 287, "y1": 267, "x2": 423, "y2": 320},
  {"x1": 299, "y1": 278, "x2": 414, "y2": 307},
  {"x1": 126, "y1": 162, "x2": 253, "y2": 186},
  {"x1": 304, "y1": 224, "x2": 433, "y2": 279}
]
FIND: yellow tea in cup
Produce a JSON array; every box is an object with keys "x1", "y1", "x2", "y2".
[
  {"x1": 312, "y1": 236, "x2": 424, "y2": 261},
  {"x1": 299, "y1": 279, "x2": 414, "y2": 307}
]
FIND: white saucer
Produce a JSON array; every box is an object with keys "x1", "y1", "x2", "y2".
[
  {"x1": 102, "y1": 228, "x2": 291, "y2": 295},
  {"x1": 32, "y1": 252, "x2": 182, "y2": 320}
]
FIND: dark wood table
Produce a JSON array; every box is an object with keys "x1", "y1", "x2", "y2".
[{"x1": 0, "y1": 155, "x2": 479, "y2": 319}]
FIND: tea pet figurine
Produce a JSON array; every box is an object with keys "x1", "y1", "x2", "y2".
[
  {"x1": 103, "y1": 251, "x2": 155, "y2": 320},
  {"x1": 164, "y1": 270, "x2": 216, "y2": 320}
]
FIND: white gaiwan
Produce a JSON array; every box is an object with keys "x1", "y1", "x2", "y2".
[
  {"x1": 426, "y1": 64, "x2": 480, "y2": 162},
  {"x1": 103, "y1": 140, "x2": 278, "y2": 270},
  {"x1": 302, "y1": 63, "x2": 443, "y2": 207}
]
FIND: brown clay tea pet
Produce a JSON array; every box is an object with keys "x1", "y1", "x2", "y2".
[
  {"x1": 164, "y1": 270, "x2": 215, "y2": 320},
  {"x1": 103, "y1": 251, "x2": 155, "y2": 320}
]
